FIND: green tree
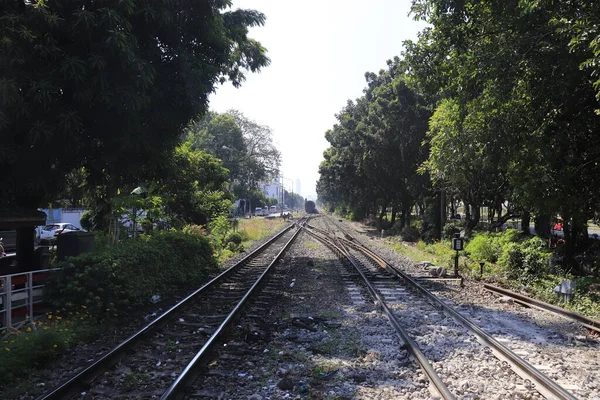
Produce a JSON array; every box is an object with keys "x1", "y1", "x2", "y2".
[
  {"x1": 160, "y1": 142, "x2": 232, "y2": 227},
  {"x1": 410, "y1": 0, "x2": 600, "y2": 269},
  {"x1": 0, "y1": 0, "x2": 269, "y2": 209},
  {"x1": 186, "y1": 110, "x2": 281, "y2": 202}
]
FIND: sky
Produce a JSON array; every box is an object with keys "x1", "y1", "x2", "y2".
[{"x1": 209, "y1": 1, "x2": 426, "y2": 200}]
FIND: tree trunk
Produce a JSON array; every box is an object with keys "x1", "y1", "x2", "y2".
[
  {"x1": 400, "y1": 207, "x2": 406, "y2": 229},
  {"x1": 391, "y1": 206, "x2": 398, "y2": 226},
  {"x1": 465, "y1": 204, "x2": 480, "y2": 238},
  {"x1": 521, "y1": 210, "x2": 531, "y2": 234},
  {"x1": 535, "y1": 214, "x2": 551, "y2": 239},
  {"x1": 378, "y1": 204, "x2": 387, "y2": 226},
  {"x1": 440, "y1": 189, "x2": 446, "y2": 230}
]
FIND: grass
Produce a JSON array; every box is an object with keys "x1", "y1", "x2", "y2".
[
  {"x1": 388, "y1": 240, "x2": 458, "y2": 269},
  {"x1": 386, "y1": 233, "x2": 600, "y2": 318},
  {"x1": 238, "y1": 217, "x2": 288, "y2": 248},
  {"x1": 216, "y1": 217, "x2": 289, "y2": 263},
  {"x1": 305, "y1": 241, "x2": 319, "y2": 250},
  {"x1": 0, "y1": 308, "x2": 100, "y2": 393}
]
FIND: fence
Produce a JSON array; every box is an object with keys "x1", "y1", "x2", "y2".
[{"x1": 0, "y1": 269, "x2": 58, "y2": 332}]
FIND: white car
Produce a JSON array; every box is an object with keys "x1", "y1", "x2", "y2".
[{"x1": 39, "y1": 223, "x2": 83, "y2": 243}]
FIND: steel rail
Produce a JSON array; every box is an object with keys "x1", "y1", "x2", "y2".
[
  {"x1": 161, "y1": 218, "x2": 306, "y2": 399},
  {"x1": 303, "y1": 225, "x2": 456, "y2": 400},
  {"x1": 37, "y1": 221, "x2": 300, "y2": 400},
  {"x1": 484, "y1": 283, "x2": 600, "y2": 333},
  {"x1": 327, "y1": 218, "x2": 578, "y2": 400}
]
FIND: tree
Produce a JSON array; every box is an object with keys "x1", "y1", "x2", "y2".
[
  {"x1": 317, "y1": 59, "x2": 431, "y2": 226},
  {"x1": 409, "y1": 0, "x2": 600, "y2": 269},
  {"x1": 0, "y1": 0, "x2": 269, "y2": 209},
  {"x1": 185, "y1": 109, "x2": 281, "y2": 201},
  {"x1": 160, "y1": 142, "x2": 232, "y2": 227}
]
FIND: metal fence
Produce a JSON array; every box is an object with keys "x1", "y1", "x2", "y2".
[{"x1": 0, "y1": 268, "x2": 58, "y2": 332}]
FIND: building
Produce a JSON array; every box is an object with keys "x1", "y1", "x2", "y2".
[{"x1": 262, "y1": 176, "x2": 282, "y2": 201}]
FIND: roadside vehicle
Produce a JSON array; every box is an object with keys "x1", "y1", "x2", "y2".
[
  {"x1": 269, "y1": 206, "x2": 277, "y2": 214},
  {"x1": 39, "y1": 223, "x2": 83, "y2": 244},
  {"x1": 254, "y1": 207, "x2": 263, "y2": 216}
]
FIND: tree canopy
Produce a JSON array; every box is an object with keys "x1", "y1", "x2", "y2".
[
  {"x1": 185, "y1": 109, "x2": 281, "y2": 200},
  {"x1": 0, "y1": 0, "x2": 269, "y2": 209},
  {"x1": 318, "y1": 1, "x2": 600, "y2": 270}
]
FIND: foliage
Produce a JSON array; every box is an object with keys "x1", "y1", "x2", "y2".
[
  {"x1": 465, "y1": 233, "x2": 501, "y2": 263},
  {"x1": 0, "y1": 310, "x2": 98, "y2": 389},
  {"x1": 0, "y1": 0, "x2": 269, "y2": 209},
  {"x1": 208, "y1": 215, "x2": 232, "y2": 245},
  {"x1": 316, "y1": 58, "x2": 431, "y2": 231},
  {"x1": 499, "y1": 237, "x2": 551, "y2": 284},
  {"x1": 224, "y1": 232, "x2": 243, "y2": 246},
  {"x1": 161, "y1": 142, "x2": 232, "y2": 227},
  {"x1": 79, "y1": 210, "x2": 94, "y2": 231},
  {"x1": 46, "y1": 231, "x2": 218, "y2": 316},
  {"x1": 442, "y1": 220, "x2": 465, "y2": 239},
  {"x1": 400, "y1": 226, "x2": 420, "y2": 242},
  {"x1": 185, "y1": 110, "x2": 281, "y2": 201}
]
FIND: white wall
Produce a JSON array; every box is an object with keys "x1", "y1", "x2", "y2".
[{"x1": 61, "y1": 209, "x2": 85, "y2": 229}]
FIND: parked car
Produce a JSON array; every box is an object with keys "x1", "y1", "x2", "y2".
[
  {"x1": 39, "y1": 223, "x2": 83, "y2": 244},
  {"x1": 269, "y1": 206, "x2": 277, "y2": 214},
  {"x1": 254, "y1": 207, "x2": 263, "y2": 217}
]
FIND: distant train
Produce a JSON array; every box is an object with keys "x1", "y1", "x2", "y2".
[{"x1": 304, "y1": 200, "x2": 318, "y2": 214}]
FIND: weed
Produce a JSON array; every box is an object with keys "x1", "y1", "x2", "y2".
[{"x1": 122, "y1": 372, "x2": 150, "y2": 391}]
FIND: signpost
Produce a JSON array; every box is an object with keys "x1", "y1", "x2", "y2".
[{"x1": 451, "y1": 232, "x2": 463, "y2": 277}]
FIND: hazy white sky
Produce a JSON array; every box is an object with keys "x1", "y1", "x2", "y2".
[{"x1": 209, "y1": 1, "x2": 425, "y2": 199}]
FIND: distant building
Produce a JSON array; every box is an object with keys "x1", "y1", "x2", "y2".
[
  {"x1": 262, "y1": 176, "x2": 283, "y2": 203},
  {"x1": 296, "y1": 178, "x2": 301, "y2": 197}
]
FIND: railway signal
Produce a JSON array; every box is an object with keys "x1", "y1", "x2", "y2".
[{"x1": 451, "y1": 233, "x2": 464, "y2": 277}]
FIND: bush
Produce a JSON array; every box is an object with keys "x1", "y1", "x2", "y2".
[
  {"x1": 443, "y1": 220, "x2": 465, "y2": 239},
  {"x1": 46, "y1": 231, "x2": 218, "y2": 317},
  {"x1": 209, "y1": 215, "x2": 231, "y2": 244},
  {"x1": 401, "y1": 226, "x2": 420, "y2": 242},
  {"x1": 80, "y1": 210, "x2": 94, "y2": 231},
  {"x1": 224, "y1": 232, "x2": 242, "y2": 246},
  {"x1": 387, "y1": 222, "x2": 403, "y2": 236},
  {"x1": 226, "y1": 241, "x2": 244, "y2": 252},
  {"x1": 465, "y1": 233, "x2": 501, "y2": 263},
  {"x1": 0, "y1": 310, "x2": 99, "y2": 389},
  {"x1": 499, "y1": 236, "x2": 550, "y2": 284}
]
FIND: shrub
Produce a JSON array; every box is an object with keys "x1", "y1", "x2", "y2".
[
  {"x1": 498, "y1": 227, "x2": 524, "y2": 245},
  {"x1": 465, "y1": 233, "x2": 501, "y2": 263},
  {"x1": 499, "y1": 236, "x2": 550, "y2": 284},
  {"x1": 80, "y1": 210, "x2": 94, "y2": 231},
  {"x1": 443, "y1": 220, "x2": 465, "y2": 239},
  {"x1": 0, "y1": 310, "x2": 99, "y2": 389},
  {"x1": 401, "y1": 226, "x2": 420, "y2": 242},
  {"x1": 209, "y1": 215, "x2": 231, "y2": 244},
  {"x1": 46, "y1": 231, "x2": 218, "y2": 317},
  {"x1": 387, "y1": 222, "x2": 403, "y2": 236},
  {"x1": 224, "y1": 232, "x2": 242, "y2": 246},
  {"x1": 226, "y1": 241, "x2": 244, "y2": 252}
]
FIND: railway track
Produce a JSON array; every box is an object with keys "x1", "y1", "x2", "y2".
[
  {"x1": 37, "y1": 218, "x2": 306, "y2": 400},
  {"x1": 304, "y1": 215, "x2": 578, "y2": 400},
  {"x1": 483, "y1": 283, "x2": 600, "y2": 334}
]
